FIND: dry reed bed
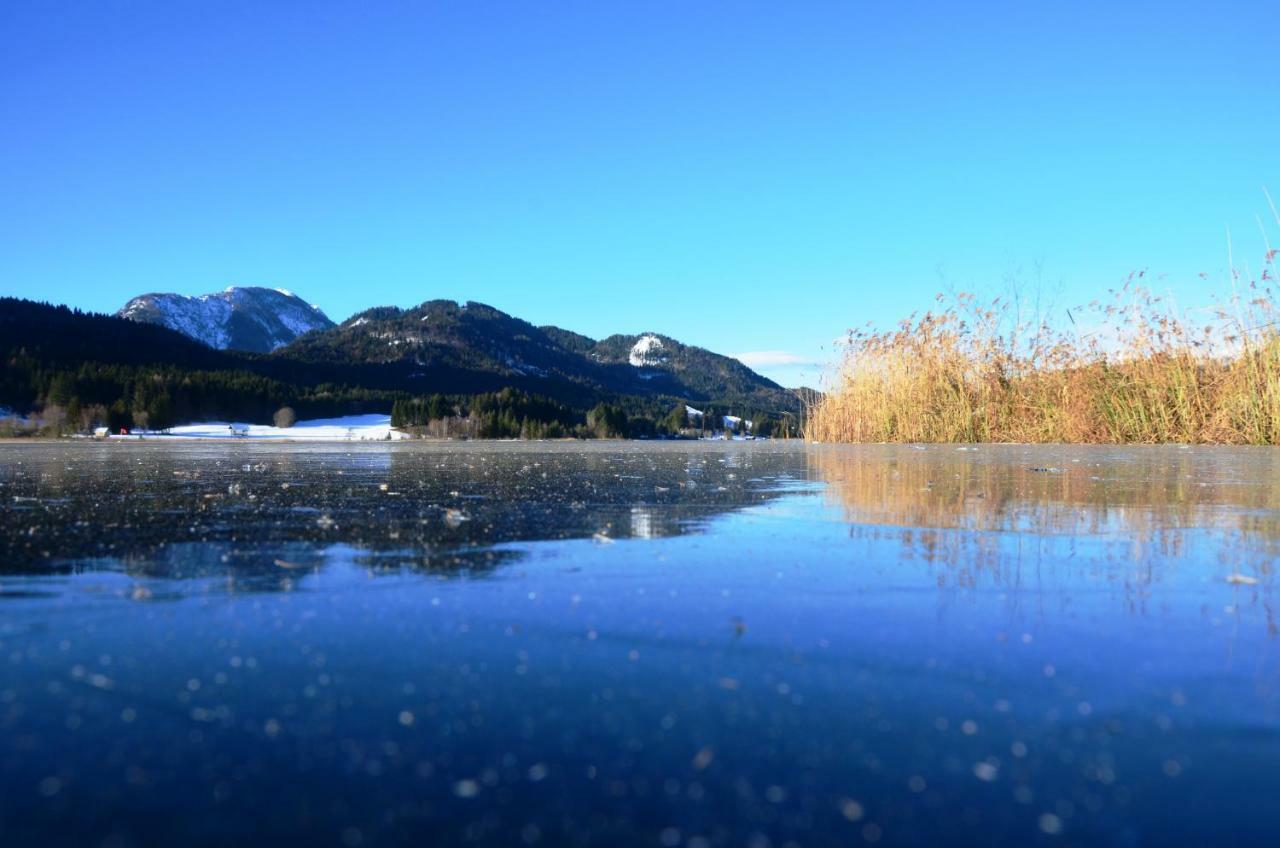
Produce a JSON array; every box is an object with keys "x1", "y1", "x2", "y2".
[{"x1": 807, "y1": 273, "x2": 1280, "y2": 444}]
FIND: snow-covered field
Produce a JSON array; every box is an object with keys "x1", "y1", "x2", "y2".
[{"x1": 112, "y1": 414, "x2": 407, "y2": 441}]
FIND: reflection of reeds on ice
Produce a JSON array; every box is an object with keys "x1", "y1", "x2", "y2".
[{"x1": 807, "y1": 446, "x2": 1277, "y2": 626}]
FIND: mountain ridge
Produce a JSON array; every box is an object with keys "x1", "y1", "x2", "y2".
[
  {"x1": 118, "y1": 286, "x2": 334, "y2": 353},
  {"x1": 277, "y1": 298, "x2": 796, "y2": 411},
  {"x1": 113, "y1": 287, "x2": 790, "y2": 409},
  {"x1": 2, "y1": 291, "x2": 801, "y2": 436}
]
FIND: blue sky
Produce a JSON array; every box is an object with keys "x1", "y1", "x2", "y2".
[{"x1": 3, "y1": 1, "x2": 1278, "y2": 387}]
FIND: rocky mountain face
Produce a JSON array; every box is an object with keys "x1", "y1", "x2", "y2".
[{"x1": 118, "y1": 287, "x2": 334, "y2": 353}]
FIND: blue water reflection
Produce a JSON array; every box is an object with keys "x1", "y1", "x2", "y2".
[{"x1": 0, "y1": 442, "x2": 1277, "y2": 846}]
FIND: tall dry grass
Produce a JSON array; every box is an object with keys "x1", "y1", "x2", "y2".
[{"x1": 808, "y1": 234, "x2": 1280, "y2": 445}]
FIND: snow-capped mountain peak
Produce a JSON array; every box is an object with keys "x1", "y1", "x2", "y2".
[{"x1": 118, "y1": 286, "x2": 334, "y2": 353}]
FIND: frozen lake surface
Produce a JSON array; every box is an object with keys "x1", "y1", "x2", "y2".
[{"x1": 1, "y1": 441, "x2": 1278, "y2": 846}]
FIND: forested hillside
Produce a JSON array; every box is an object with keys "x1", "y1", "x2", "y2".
[{"x1": 2, "y1": 298, "x2": 801, "y2": 437}]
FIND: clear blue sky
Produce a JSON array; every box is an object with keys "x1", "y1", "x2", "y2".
[{"x1": 3, "y1": 1, "x2": 1278, "y2": 386}]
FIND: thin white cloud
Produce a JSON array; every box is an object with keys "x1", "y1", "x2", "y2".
[{"x1": 731, "y1": 350, "x2": 813, "y2": 368}]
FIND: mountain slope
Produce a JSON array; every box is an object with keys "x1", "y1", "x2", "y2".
[
  {"x1": 1, "y1": 298, "x2": 301, "y2": 425},
  {"x1": 3, "y1": 295, "x2": 801, "y2": 435},
  {"x1": 588, "y1": 332, "x2": 787, "y2": 404},
  {"x1": 2, "y1": 298, "x2": 236, "y2": 371},
  {"x1": 281, "y1": 299, "x2": 800, "y2": 412},
  {"x1": 118, "y1": 286, "x2": 334, "y2": 353}
]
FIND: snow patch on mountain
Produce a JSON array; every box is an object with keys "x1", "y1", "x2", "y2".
[{"x1": 629, "y1": 334, "x2": 667, "y2": 367}]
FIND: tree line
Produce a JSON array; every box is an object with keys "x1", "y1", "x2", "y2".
[{"x1": 390, "y1": 390, "x2": 798, "y2": 440}]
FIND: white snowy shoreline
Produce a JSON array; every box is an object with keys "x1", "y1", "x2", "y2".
[{"x1": 106, "y1": 414, "x2": 409, "y2": 442}]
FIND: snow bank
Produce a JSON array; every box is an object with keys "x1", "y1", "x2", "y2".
[{"x1": 114, "y1": 414, "x2": 408, "y2": 442}]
